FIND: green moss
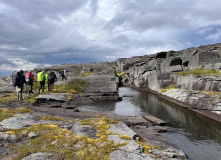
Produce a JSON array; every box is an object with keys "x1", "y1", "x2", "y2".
[
  {"x1": 0, "y1": 107, "x2": 32, "y2": 122},
  {"x1": 23, "y1": 94, "x2": 39, "y2": 104},
  {"x1": 176, "y1": 68, "x2": 221, "y2": 77},
  {"x1": 159, "y1": 85, "x2": 180, "y2": 93},
  {"x1": 54, "y1": 78, "x2": 88, "y2": 93},
  {"x1": 116, "y1": 71, "x2": 126, "y2": 77},
  {"x1": 0, "y1": 93, "x2": 17, "y2": 103}
]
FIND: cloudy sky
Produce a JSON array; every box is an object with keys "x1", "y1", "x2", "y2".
[{"x1": 1, "y1": 0, "x2": 221, "y2": 76}]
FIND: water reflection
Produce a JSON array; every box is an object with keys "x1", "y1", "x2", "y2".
[{"x1": 79, "y1": 87, "x2": 221, "y2": 160}]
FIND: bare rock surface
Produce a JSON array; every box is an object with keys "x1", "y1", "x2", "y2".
[
  {"x1": 144, "y1": 116, "x2": 167, "y2": 126},
  {"x1": 0, "y1": 105, "x2": 186, "y2": 160}
]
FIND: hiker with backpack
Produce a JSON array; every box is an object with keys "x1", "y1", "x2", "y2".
[
  {"x1": 25, "y1": 71, "x2": 35, "y2": 94},
  {"x1": 48, "y1": 71, "x2": 57, "y2": 92},
  {"x1": 12, "y1": 70, "x2": 27, "y2": 101},
  {"x1": 59, "y1": 70, "x2": 66, "y2": 81},
  {"x1": 37, "y1": 71, "x2": 46, "y2": 94}
]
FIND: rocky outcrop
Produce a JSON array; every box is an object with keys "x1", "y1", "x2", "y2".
[
  {"x1": 0, "y1": 62, "x2": 120, "y2": 103},
  {"x1": 0, "y1": 43, "x2": 220, "y2": 113},
  {"x1": 116, "y1": 43, "x2": 221, "y2": 113}
]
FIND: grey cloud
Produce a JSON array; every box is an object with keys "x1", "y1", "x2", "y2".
[
  {"x1": 0, "y1": 56, "x2": 17, "y2": 67},
  {"x1": 1, "y1": 0, "x2": 221, "y2": 76},
  {"x1": 89, "y1": 0, "x2": 98, "y2": 17},
  {"x1": 2, "y1": 0, "x2": 89, "y2": 21}
]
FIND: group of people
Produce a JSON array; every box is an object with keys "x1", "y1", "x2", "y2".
[
  {"x1": 13, "y1": 69, "x2": 66, "y2": 101},
  {"x1": 37, "y1": 70, "x2": 57, "y2": 94}
]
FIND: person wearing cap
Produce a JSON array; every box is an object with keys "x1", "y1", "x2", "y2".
[
  {"x1": 37, "y1": 70, "x2": 46, "y2": 93},
  {"x1": 16, "y1": 70, "x2": 27, "y2": 101}
]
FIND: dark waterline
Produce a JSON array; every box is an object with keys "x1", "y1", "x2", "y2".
[{"x1": 78, "y1": 87, "x2": 221, "y2": 160}]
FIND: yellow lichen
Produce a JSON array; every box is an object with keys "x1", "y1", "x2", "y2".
[
  {"x1": 7, "y1": 117, "x2": 121, "y2": 160},
  {"x1": 120, "y1": 135, "x2": 132, "y2": 140},
  {"x1": 136, "y1": 141, "x2": 155, "y2": 154},
  {"x1": 2, "y1": 131, "x2": 15, "y2": 135}
]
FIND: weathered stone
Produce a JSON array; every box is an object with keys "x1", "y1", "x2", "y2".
[
  {"x1": 21, "y1": 152, "x2": 57, "y2": 160},
  {"x1": 144, "y1": 116, "x2": 167, "y2": 126},
  {"x1": 36, "y1": 94, "x2": 67, "y2": 103},
  {"x1": 0, "y1": 132, "x2": 17, "y2": 142},
  {"x1": 153, "y1": 126, "x2": 167, "y2": 133},
  {"x1": 28, "y1": 132, "x2": 37, "y2": 138}
]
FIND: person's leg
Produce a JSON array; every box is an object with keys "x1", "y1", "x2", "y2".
[
  {"x1": 30, "y1": 83, "x2": 33, "y2": 93},
  {"x1": 48, "y1": 83, "x2": 50, "y2": 92},
  {"x1": 20, "y1": 85, "x2": 23, "y2": 100},
  {"x1": 39, "y1": 81, "x2": 42, "y2": 93},
  {"x1": 51, "y1": 83, "x2": 54, "y2": 91},
  {"x1": 29, "y1": 84, "x2": 31, "y2": 94},
  {"x1": 17, "y1": 90, "x2": 19, "y2": 100},
  {"x1": 42, "y1": 81, "x2": 45, "y2": 92}
]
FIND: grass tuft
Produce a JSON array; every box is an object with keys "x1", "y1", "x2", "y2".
[
  {"x1": 0, "y1": 107, "x2": 32, "y2": 122},
  {"x1": 54, "y1": 78, "x2": 88, "y2": 93},
  {"x1": 0, "y1": 93, "x2": 17, "y2": 103},
  {"x1": 176, "y1": 68, "x2": 221, "y2": 77},
  {"x1": 159, "y1": 85, "x2": 180, "y2": 93}
]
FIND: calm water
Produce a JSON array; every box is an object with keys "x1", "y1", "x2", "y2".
[{"x1": 78, "y1": 87, "x2": 221, "y2": 160}]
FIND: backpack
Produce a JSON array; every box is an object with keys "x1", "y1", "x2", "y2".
[
  {"x1": 48, "y1": 72, "x2": 55, "y2": 83},
  {"x1": 59, "y1": 70, "x2": 64, "y2": 76},
  {"x1": 12, "y1": 71, "x2": 23, "y2": 87},
  {"x1": 25, "y1": 72, "x2": 32, "y2": 83},
  {"x1": 37, "y1": 72, "x2": 44, "y2": 82}
]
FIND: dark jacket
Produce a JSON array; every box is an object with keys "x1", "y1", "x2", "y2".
[{"x1": 21, "y1": 74, "x2": 27, "y2": 85}]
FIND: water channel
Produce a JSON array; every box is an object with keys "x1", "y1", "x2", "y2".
[{"x1": 78, "y1": 87, "x2": 221, "y2": 160}]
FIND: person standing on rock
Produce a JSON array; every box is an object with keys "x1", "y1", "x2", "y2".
[
  {"x1": 37, "y1": 71, "x2": 45, "y2": 94},
  {"x1": 45, "y1": 71, "x2": 50, "y2": 92},
  {"x1": 59, "y1": 70, "x2": 66, "y2": 81},
  {"x1": 26, "y1": 71, "x2": 35, "y2": 94},
  {"x1": 48, "y1": 71, "x2": 57, "y2": 92},
  {"x1": 64, "y1": 69, "x2": 67, "y2": 80},
  {"x1": 12, "y1": 70, "x2": 27, "y2": 101}
]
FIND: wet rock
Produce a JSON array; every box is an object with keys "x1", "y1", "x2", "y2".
[
  {"x1": 122, "y1": 94, "x2": 134, "y2": 97},
  {"x1": 144, "y1": 116, "x2": 167, "y2": 126},
  {"x1": 73, "y1": 108, "x2": 80, "y2": 112},
  {"x1": 153, "y1": 126, "x2": 167, "y2": 133}
]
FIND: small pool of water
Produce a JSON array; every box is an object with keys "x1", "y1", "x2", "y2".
[{"x1": 78, "y1": 87, "x2": 221, "y2": 160}]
